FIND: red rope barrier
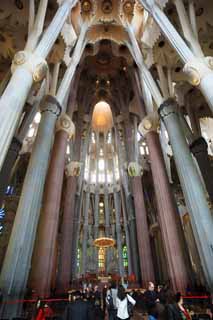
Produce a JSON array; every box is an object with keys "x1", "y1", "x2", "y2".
[
  {"x1": 3, "y1": 298, "x2": 69, "y2": 305},
  {"x1": 2, "y1": 295, "x2": 210, "y2": 305},
  {"x1": 183, "y1": 296, "x2": 210, "y2": 299}
]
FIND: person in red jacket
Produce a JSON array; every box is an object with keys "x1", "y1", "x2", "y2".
[{"x1": 36, "y1": 303, "x2": 54, "y2": 320}]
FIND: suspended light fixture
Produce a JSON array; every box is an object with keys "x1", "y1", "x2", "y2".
[
  {"x1": 93, "y1": 227, "x2": 115, "y2": 248},
  {"x1": 92, "y1": 101, "x2": 113, "y2": 133}
]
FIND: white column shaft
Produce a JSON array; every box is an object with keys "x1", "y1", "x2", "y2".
[
  {"x1": 159, "y1": 101, "x2": 213, "y2": 290},
  {"x1": 139, "y1": 1, "x2": 194, "y2": 63},
  {"x1": 34, "y1": 1, "x2": 77, "y2": 58},
  {"x1": 25, "y1": 0, "x2": 49, "y2": 51},
  {"x1": 173, "y1": 0, "x2": 203, "y2": 57},
  {"x1": 0, "y1": 107, "x2": 59, "y2": 298},
  {"x1": 0, "y1": 0, "x2": 77, "y2": 172},
  {"x1": 56, "y1": 21, "x2": 88, "y2": 106},
  {"x1": 0, "y1": 69, "x2": 33, "y2": 171},
  {"x1": 199, "y1": 73, "x2": 213, "y2": 111},
  {"x1": 138, "y1": 1, "x2": 213, "y2": 114},
  {"x1": 126, "y1": 23, "x2": 164, "y2": 106},
  {"x1": 188, "y1": 1, "x2": 198, "y2": 40}
]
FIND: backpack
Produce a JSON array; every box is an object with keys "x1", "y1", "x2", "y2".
[{"x1": 106, "y1": 290, "x2": 114, "y2": 310}]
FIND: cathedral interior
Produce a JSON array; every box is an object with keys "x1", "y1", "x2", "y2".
[{"x1": 0, "y1": 0, "x2": 213, "y2": 317}]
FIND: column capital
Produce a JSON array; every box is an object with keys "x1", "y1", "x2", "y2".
[
  {"x1": 65, "y1": 161, "x2": 82, "y2": 177},
  {"x1": 138, "y1": 112, "x2": 159, "y2": 136},
  {"x1": 56, "y1": 113, "x2": 75, "y2": 139},
  {"x1": 158, "y1": 98, "x2": 178, "y2": 120},
  {"x1": 183, "y1": 57, "x2": 213, "y2": 87},
  {"x1": 11, "y1": 51, "x2": 48, "y2": 82},
  {"x1": 128, "y1": 162, "x2": 143, "y2": 177},
  {"x1": 40, "y1": 95, "x2": 62, "y2": 117}
]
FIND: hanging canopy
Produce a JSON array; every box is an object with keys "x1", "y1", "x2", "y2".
[{"x1": 92, "y1": 101, "x2": 113, "y2": 133}]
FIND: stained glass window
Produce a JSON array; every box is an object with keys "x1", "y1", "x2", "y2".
[
  {"x1": 77, "y1": 247, "x2": 81, "y2": 272},
  {"x1": 0, "y1": 206, "x2": 5, "y2": 234},
  {"x1": 98, "y1": 247, "x2": 105, "y2": 271},
  {"x1": 5, "y1": 185, "x2": 14, "y2": 195},
  {"x1": 123, "y1": 245, "x2": 128, "y2": 268}
]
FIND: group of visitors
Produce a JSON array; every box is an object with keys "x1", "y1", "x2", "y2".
[
  {"x1": 137, "y1": 281, "x2": 213, "y2": 320},
  {"x1": 62, "y1": 281, "x2": 136, "y2": 320},
  {"x1": 142, "y1": 282, "x2": 191, "y2": 319},
  {"x1": 33, "y1": 280, "x2": 213, "y2": 320}
]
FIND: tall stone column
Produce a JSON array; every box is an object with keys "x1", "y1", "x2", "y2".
[
  {"x1": 72, "y1": 185, "x2": 84, "y2": 278},
  {"x1": 150, "y1": 225, "x2": 168, "y2": 285},
  {"x1": 113, "y1": 190, "x2": 125, "y2": 278},
  {"x1": 122, "y1": 117, "x2": 144, "y2": 282},
  {"x1": 0, "y1": 23, "x2": 87, "y2": 316},
  {"x1": 57, "y1": 120, "x2": 83, "y2": 292},
  {"x1": 104, "y1": 191, "x2": 110, "y2": 269},
  {"x1": 115, "y1": 126, "x2": 140, "y2": 281},
  {"x1": 120, "y1": 187, "x2": 133, "y2": 276},
  {"x1": 139, "y1": 115, "x2": 188, "y2": 293},
  {"x1": 182, "y1": 213, "x2": 205, "y2": 285},
  {"x1": 190, "y1": 137, "x2": 213, "y2": 203},
  {"x1": 124, "y1": 113, "x2": 155, "y2": 285},
  {"x1": 0, "y1": 0, "x2": 77, "y2": 172},
  {"x1": 138, "y1": 0, "x2": 213, "y2": 114},
  {"x1": 81, "y1": 143, "x2": 92, "y2": 276},
  {"x1": 94, "y1": 132, "x2": 100, "y2": 271},
  {"x1": 103, "y1": 132, "x2": 111, "y2": 273},
  {"x1": 103, "y1": 135, "x2": 110, "y2": 233},
  {"x1": 29, "y1": 114, "x2": 75, "y2": 298},
  {"x1": 0, "y1": 97, "x2": 61, "y2": 318},
  {"x1": 94, "y1": 185, "x2": 100, "y2": 241},
  {"x1": 111, "y1": 144, "x2": 124, "y2": 277},
  {"x1": 179, "y1": 115, "x2": 213, "y2": 202},
  {"x1": 127, "y1": 25, "x2": 211, "y2": 288},
  {"x1": 71, "y1": 129, "x2": 91, "y2": 278},
  {"x1": 57, "y1": 163, "x2": 79, "y2": 291},
  {"x1": 81, "y1": 189, "x2": 91, "y2": 275},
  {"x1": 159, "y1": 99, "x2": 213, "y2": 291},
  {"x1": 130, "y1": 166, "x2": 155, "y2": 286}
]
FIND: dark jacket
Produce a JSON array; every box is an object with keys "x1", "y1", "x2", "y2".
[
  {"x1": 63, "y1": 299, "x2": 92, "y2": 320},
  {"x1": 90, "y1": 305, "x2": 105, "y2": 320},
  {"x1": 167, "y1": 303, "x2": 184, "y2": 320},
  {"x1": 144, "y1": 290, "x2": 158, "y2": 313}
]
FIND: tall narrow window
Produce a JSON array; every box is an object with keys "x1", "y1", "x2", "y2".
[
  {"x1": 98, "y1": 247, "x2": 105, "y2": 271},
  {"x1": 123, "y1": 245, "x2": 128, "y2": 268},
  {"x1": 0, "y1": 206, "x2": 5, "y2": 234},
  {"x1": 5, "y1": 185, "x2": 14, "y2": 195},
  {"x1": 77, "y1": 247, "x2": 81, "y2": 272}
]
